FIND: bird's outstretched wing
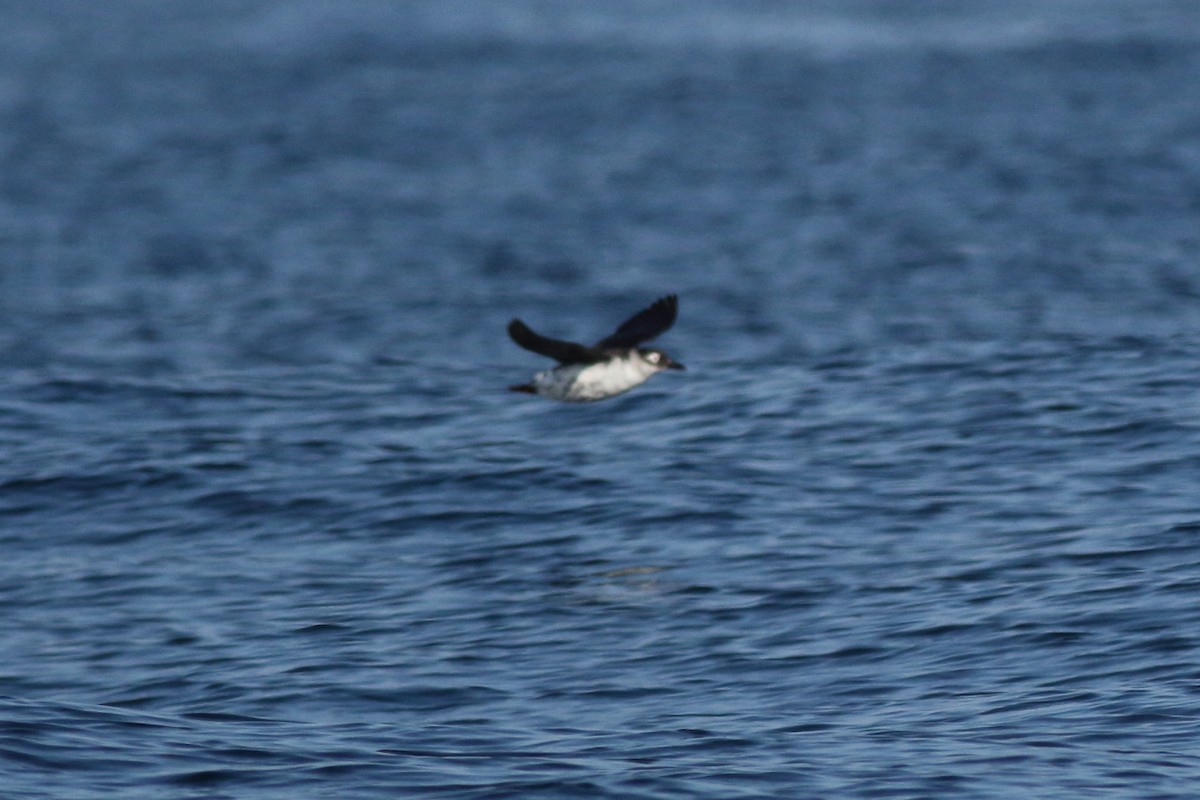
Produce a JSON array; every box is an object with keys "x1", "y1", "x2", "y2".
[
  {"x1": 594, "y1": 294, "x2": 678, "y2": 349},
  {"x1": 508, "y1": 320, "x2": 605, "y2": 364}
]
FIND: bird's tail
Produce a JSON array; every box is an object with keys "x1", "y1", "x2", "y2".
[{"x1": 508, "y1": 383, "x2": 537, "y2": 394}]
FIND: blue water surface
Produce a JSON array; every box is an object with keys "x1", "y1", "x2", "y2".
[{"x1": 3, "y1": 2, "x2": 1200, "y2": 798}]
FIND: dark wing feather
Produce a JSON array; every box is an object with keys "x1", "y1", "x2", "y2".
[
  {"x1": 508, "y1": 320, "x2": 605, "y2": 364},
  {"x1": 595, "y1": 294, "x2": 678, "y2": 349}
]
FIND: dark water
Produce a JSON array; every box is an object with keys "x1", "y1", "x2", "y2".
[{"x1": 4, "y1": 2, "x2": 1200, "y2": 797}]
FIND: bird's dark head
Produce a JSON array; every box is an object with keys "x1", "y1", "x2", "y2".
[{"x1": 639, "y1": 348, "x2": 685, "y2": 371}]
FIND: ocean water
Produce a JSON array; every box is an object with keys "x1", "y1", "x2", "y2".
[{"x1": 4, "y1": 2, "x2": 1200, "y2": 797}]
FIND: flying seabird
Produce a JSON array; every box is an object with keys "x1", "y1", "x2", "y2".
[{"x1": 507, "y1": 294, "x2": 684, "y2": 402}]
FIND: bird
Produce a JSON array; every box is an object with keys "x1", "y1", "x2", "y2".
[{"x1": 507, "y1": 294, "x2": 684, "y2": 402}]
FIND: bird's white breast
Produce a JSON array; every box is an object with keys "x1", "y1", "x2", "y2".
[{"x1": 532, "y1": 353, "x2": 660, "y2": 402}]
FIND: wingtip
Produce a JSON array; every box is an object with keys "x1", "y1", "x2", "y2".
[{"x1": 659, "y1": 293, "x2": 679, "y2": 323}]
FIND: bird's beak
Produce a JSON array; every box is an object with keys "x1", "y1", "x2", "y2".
[{"x1": 667, "y1": 359, "x2": 685, "y2": 370}]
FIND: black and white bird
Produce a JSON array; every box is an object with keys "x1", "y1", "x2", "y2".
[{"x1": 507, "y1": 294, "x2": 684, "y2": 402}]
